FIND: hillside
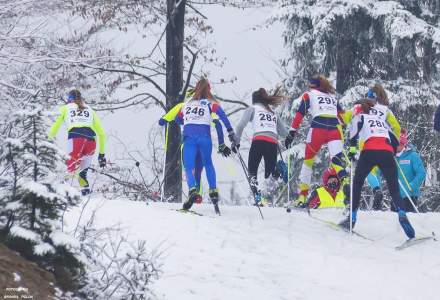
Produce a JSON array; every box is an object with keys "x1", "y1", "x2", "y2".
[{"x1": 66, "y1": 198, "x2": 440, "y2": 300}]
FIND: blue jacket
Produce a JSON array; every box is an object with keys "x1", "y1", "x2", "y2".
[
  {"x1": 365, "y1": 145, "x2": 426, "y2": 198},
  {"x1": 395, "y1": 144, "x2": 426, "y2": 198}
]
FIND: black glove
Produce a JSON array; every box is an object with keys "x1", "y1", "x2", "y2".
[
  {"x1": 284, "y1": 130, "x2": 296, "y2": 149},
  {"x1": 98, "y1": 153, "x2": 106, "y2": 168},
  {"x1": 218, "y1": 144, "x2": 232, "y2": 157}
]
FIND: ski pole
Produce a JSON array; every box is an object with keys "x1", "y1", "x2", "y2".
[
  {"x1": 349, "y1": 160, "x2": 354, "y2": 235},
  {"x1": 394, "y1": 157, "x2": 413, "y2": 193},
  {"x1": 160, "y1": 124, "x2": 169, "y2": 202},
  {"x1": 398, "y1": 179, "x2": 420, "y2": 213},
  {"x1": 235, "y1": 150, "x2": 264, "y2": 220}
]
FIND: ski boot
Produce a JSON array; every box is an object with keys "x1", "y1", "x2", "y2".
[
  {"x1": 338, "y1": 209, "x2": 357, "y2": 231},
  {"x1": 209, "y1": 189, "x2": 221, "y2": 215},
  {"x1": 286, "y1": 195, "x2": 306, "y2": 212},
  {"x1": 81, "y1": 187, "x2": 91, "y2": 196},
  {"x1": 183, "y1": 188, "x2": 198, "y2": 211},
  {"x1": 398, "y1": 210, "x2": 415, "y2": 239}
]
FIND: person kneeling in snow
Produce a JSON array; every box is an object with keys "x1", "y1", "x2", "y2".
[{"x1": 303, "y1": 168, "x2": 346, "y2": 209}]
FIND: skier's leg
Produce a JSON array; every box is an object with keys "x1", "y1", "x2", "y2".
[
  {"x1": 339, "y1": 151, "x2": 375, "y2": 229},
  {"x1": 297, "y1": 128, "x2": 324, "y2": 204},
  {"x1": 248, "y1": 140, "x2": 264, "y2": 196},
  {"x1": 198, "y1": 135, "x2": 216, "y2": 190},
  {"x1": 78, "y1": 139, "x2": 96, "y2": 195},
  {"x1": 262, "y1": 142, "x2": 278, "y2": 202},
  {"x1": 379, "y1": 152, "x2": 415, "y2": 238},
  {"x1": 193, "y1": 150, "x2": 203, "y2": 203},
  {"x1": 182, "y1": 136, "x2": 198, "y2": 190},
  {"x1": 66, "y1": 138, "x2": 87, "y2": 173}
]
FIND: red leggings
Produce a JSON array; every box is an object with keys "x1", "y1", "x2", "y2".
[{"x1": 66, "y1": 138, "x2": 96, "y2": 172}]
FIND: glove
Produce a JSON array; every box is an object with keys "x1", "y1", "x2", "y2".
[
  {"x1": 284, "y1": 130, "x2": 296, "y2": 149},
  {"x1": 158, "y1": 118, "x2": 167, "y2": 126},
  {"x1": 98, "y1": 153, "x2": 107, "y2": 168},
  {"x1": 218, "y1": 144, "x2": 232, "y2": 157},
  {"x1": 348, "y1": 146, "x2": 357, "y2": 161}
]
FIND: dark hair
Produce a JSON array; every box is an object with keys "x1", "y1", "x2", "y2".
[
  {"x1": 309, "y1": 74, "x2": 335, "y2": 94},
  {"x1": 360, "y1": 98, "x2": 376, "y2": 113},
  {"x1": 68, "y1": 89, "x2": 86, "y2": 110},
  {"x1": 252, "y1": 87, "x2": 284, "y2": 110}
]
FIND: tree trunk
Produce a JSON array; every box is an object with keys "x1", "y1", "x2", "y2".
[{"x1": 164, "y1": 0, "x2": 186, "y2": 202}]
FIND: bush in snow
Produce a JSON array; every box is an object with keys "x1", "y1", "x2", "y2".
[
  {"x1": 0, "y1": 101, "x2": 83, "y2": 291},
  {"x1": 75, "y1": 217, "x2": 162, "y2": 300}
]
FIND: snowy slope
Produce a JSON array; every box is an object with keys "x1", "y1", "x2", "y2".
[{"x1": 66, "y1": 198, "x2": 440, "y2": 300}]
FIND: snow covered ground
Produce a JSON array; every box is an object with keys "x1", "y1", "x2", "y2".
[{"x1": 66, "y1": 197, "x2": 440, "y2": 300}]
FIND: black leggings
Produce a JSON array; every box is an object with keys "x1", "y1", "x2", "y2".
[
  {"x1": 352, "y1": 150, "x2": 404, "y2": 211},
  {"x1": 248, "y1": 140, "x2": 277, "y2": 179}
]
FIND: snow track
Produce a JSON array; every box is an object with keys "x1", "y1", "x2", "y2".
[{"x1": 66, "y1": 198, "x2": 440, "y2": 300}]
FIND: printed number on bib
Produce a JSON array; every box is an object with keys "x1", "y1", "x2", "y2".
[
  {"x1": 317, "y1": 96, "x2": 336, "y2": 106},
  {"x1": 185, "y1": 107, "x2": 205, "y2": 116},
  {"x1": 70, "y1": 110, "x2": 90, "y2": 118},
  {"x1": 259, "y1": 113, "x2": 276, "y2": 122},
  {"x1": 368, "y1": 120, "x2": 386, "y2": 128},
  {"x1": 369, "y1": 108, "x2": 385, "y2": 118}
]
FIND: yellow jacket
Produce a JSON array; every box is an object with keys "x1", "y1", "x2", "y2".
[{"x1": 48, "y1": 103, "x2": 106, "y2": 154}]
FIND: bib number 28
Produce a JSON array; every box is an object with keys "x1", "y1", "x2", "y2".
[{"x1": 259, "y1": 113, "x2": 276, "y2": 122}]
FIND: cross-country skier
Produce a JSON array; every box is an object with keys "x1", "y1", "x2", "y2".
[
  {"x1": 158, "y1": 91, "x2": 231, "y2": 203},
  {"x1": 368, "y1": 129, "x2": 426, "y2": 212},
  {"x1": 234, "y1": 88, "x2": 288, "y2": 204},
  {"x1": 174, "y1": 78, "x2": 237, "y2": 210},
  {"x1": 304, "y1": 167, "x2": 346, "y2": 209},
  {"x1": 340, "y1": 98, "x2": 416, "y2": 239},
  {"x1": 284, "y1": 75, "x2": 348, "y2": 207},
  {"x1": 48, "y1": 89, "x2": 106, "y2": 195}
]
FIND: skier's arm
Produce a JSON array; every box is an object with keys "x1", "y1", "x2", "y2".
[
  {"x1": 337, "y1": 103, "x2": 347, "y2": 125},
  {"x1": 92, "y1": 111, "x2": 106, "y2": 154},
  {"x1": 234, "y1": 107, "x2": 254, "y2": 143},
  {"x1": 48, "y1": 106, "x2": 67, "y2": 140},
  {"x1": 349, "y1": 115, "x2": 364, "y2": 146},
  {"x1": 386, "y1": 110, "x2": 401, "y2": 140},
  {"x1": 213, "y1": 118, "x2": 225, "y2": 145},
  {"x1": 160, "y1": 102, "x2": 184, "y2": 124},
  {"x1": 210, "y1": 103, "x2": 233, "y2": 131},
  {"x1": 409, "y1": 151, "x2": 426, "y2": 191},
  {"x1": 276, "y1": 114, "x2": 289, "y2": 138},
  {"x1": 290, "y1": 92, "x2": 311, "y2": 130}
]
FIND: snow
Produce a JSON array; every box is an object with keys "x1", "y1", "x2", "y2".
[
  {"x1": 34, "y1": 242, "x2": 55, "y2": 256},
  {"x1": 13, "y1": 272, "x2": 21, "y2": 282},
  {"x1": 50, "y1": 230, "x2": 80, "y2": 249},
  {"x1": 66, "y1": 197, "x2": 440, "y2": 300},
  {"x1": 9, "y1": 226, "x2": 39, "y2": 242}
]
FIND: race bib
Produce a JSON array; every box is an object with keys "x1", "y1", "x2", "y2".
[
  {"x1": 65, "y1": 104, "x2": 93, "y2": 127},
  {"x1": 309, "y1": 90, "x2": 338, "y2": 118},
  {"x1": 253, "y1": 105, "x2": 277, "y2": 134},
  {"x1": 182, "y1": 100, "x2": 212, "y2": 126},
  {"x1": 361, "y1": 114, "x2": 389, "y2": 141}
]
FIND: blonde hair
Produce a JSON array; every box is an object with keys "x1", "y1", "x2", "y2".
[
  {"x1": 192, "y1": 78, "x2": 215, "y2": 102},
  {"x1": 371, "y1": 83, "x2": 389, "y2": 106}
]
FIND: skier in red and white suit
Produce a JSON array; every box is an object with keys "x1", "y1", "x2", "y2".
[{"x1": 285, "y1": 75, "x2": 348, "y2": 206}]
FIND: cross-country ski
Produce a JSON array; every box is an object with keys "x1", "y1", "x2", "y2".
[{"x1": 1, "y1": 2, "x2": 439, "y2": 300}]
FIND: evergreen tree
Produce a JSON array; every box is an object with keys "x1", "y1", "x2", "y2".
[{"x1": 0, "y1": 98, "x2": 83, "y2": 290}]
